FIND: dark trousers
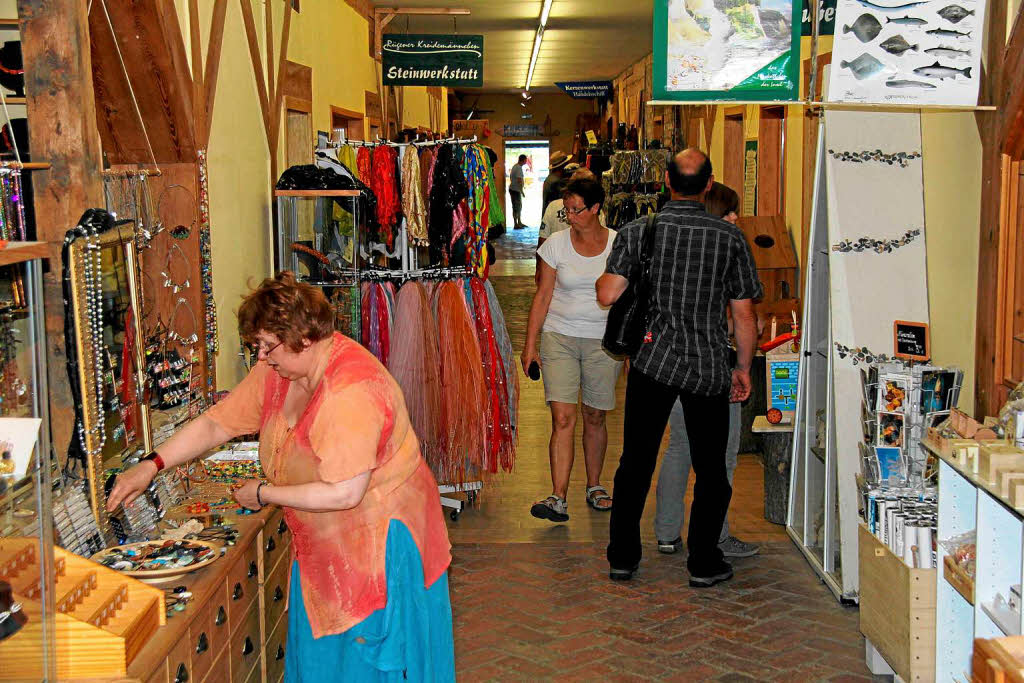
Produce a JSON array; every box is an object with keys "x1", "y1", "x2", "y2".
[{"x1": 607, "y1": 367, "x2": 732, "y2": 575}]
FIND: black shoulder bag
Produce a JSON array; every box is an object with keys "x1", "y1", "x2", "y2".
[{"x1": 602, "y1": 212, "x2": 658, "y2": 356}]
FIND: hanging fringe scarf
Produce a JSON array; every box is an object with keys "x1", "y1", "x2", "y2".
[
  {"x1": 419, "y1": 147, "x2": 434, "y2": 223},
  {"x1": 484, "y1": 279, "x2": 519, "y2": 446},
  {"x1": 462, "y1": 145, "x2": 491, "y2": 277},
  {"x1": 338, "y1": 145, "x2": 360, "y2": 180},
  {"x1": 371, "y1": 146, "x2": 401, "y2": 249},
  {"x1": 483, "y1": 148, "x2": 505, "y2": 230},
  {"x1": 389, "y1": 282, "x2": 444, "y2": 476},
  {"x1": 401, "y1": 146, "x2": 428, "y2": 246},
  {"x1": 470, "y1": 278, "x2": 515, "y2": 473},
  {"x1": 360, "y1": 282, "x2": 392, "y2": 366},
  {"x1": 428, "y1": 144, "x2": 468, "y2": 266},
  {"x1": 357, "y1": 147, "x2": 373, "y2": 184},
  {"x1": 433, "y1": 280, "x2": 485, "y2": 483}
]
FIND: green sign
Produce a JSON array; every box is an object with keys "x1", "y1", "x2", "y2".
[
  {"x1": 801, "y1": 0, "x2": 836, "y2": 36},
  {"x1": 381, "y1": 34, "x2": 483, "y2": 87},
  {"x1": 653, "y1": 0, "x2": 800, "y2": 102}
]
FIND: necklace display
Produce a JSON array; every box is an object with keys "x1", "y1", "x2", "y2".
[
  {"x1": 197, "y1": 149, "x2": 217, "y2": 390},
  {"x1": 161, "y1": 243, "x2": 191, "y2": 294},
  {"x1": 0, "y1": 168, "x2": 26, "y2": 241}
]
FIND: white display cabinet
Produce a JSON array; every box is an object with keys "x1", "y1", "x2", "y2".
[{"x1": 929, "y1": 441, "x2": 1024, "y2": 681}]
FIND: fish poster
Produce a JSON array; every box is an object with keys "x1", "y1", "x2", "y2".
[
  {"x1": 652, "y1": 0, "x2": 801, "y2": 101},
  {"x1": 827, "y1": 0, "x2": 984, "y2": 104}
]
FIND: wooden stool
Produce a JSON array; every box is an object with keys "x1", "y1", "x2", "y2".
[{"x1": 752, "y1": 416, "x2": 794, "y2": 525}]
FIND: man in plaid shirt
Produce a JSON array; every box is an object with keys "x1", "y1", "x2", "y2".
[{"x1": 596, "y1": 148, "x2": 762, "y2": 587}]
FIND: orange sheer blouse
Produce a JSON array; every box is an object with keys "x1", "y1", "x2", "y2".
[{"x1": 207, "y1": 333, "x2": 452, "y2": 638}]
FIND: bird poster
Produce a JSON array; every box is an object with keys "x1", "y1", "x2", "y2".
[
  {"x1": 652, "y1": 0, "x2": 801, "y2": 101},
  {"x1": 827, "y1": 0, "x2": 984, "y2": 104}
]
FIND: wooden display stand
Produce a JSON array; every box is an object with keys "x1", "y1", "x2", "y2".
[
  {"x1": 974, "y1": 636, "x2": 1024, "y2": 682},
  {"x1": 0, "y1": 537, "x2": 165, "y2": 679},
  {"x1": 859, "y1": 524, "x2": 937, "y2": 682}
]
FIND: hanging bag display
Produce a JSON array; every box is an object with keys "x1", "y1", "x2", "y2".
[{"x1": 602, "y1": 212, "x2": 657, "y2": 356}]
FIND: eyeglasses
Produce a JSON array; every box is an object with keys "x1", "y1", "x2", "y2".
[
  {"x1": 253, "y1": 340, "x2": 283, "y2": 358},
  {"x1": 556, "y1": 205, "x2": 589, "y2": 224}
]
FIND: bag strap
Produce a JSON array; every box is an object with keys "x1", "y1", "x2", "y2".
[{"x1": 638, "y1": 211, "x2": 658, "y2": 279}]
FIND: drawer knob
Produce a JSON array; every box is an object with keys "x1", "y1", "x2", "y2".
[
  {"x1": 242, "y1": 636, "x2": 254, "y2": 656},
  {"x1": 278, "y1": 519, "x2": 288, "y2": 535},
  {"x1": 174, "y1": 662, "x2": 189, "y2": 683},
  {"x1": 196, "y1": 632, "x2": 209, "y2": 654},
  {"x1": 215, "y1": 606, "x2": 226, "y2": 626},
  {"x1": 247, "y1": 561, "x2": 258, "y2": 578},
  {"x1": 273, "y1": 586, "x2": 284, "y2": 602},
  {"x1": 232, "y1": 583, "x2": 244, "y2": 601},
  {"x1": 276, "y1": 644, "x2": 285, "y2": 661},
  {"x1": 265, "y1": 537, "x2": 276, "y2": 552}
]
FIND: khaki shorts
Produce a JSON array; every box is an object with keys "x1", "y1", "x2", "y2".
[{"x1": 539, "y1": 330, "x2": 623, "y2": 411}]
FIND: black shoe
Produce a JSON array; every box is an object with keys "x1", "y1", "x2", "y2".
[
  {"x1": 657, "y1": 537, "x2": 683, "y2": 554},
  {"x1": 609, "y1": 564, "x2": 639, "y2": 581},
  {"x1": 688, "y1": 562, "x2": 734, "y2": 588}
]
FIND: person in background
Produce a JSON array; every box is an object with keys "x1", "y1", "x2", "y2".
[
  {"x1": 107, "y1": 272, "x2": 455, "y2": 682},
  {"x1": 543, "y1": 151, "x2": 573, "y2": 215},
  {"x1": 536, "y1": 166, "x2": 599, "y2": 283},
  {"x1": 521, "y1": 176, "x2": 622, "y2": 522},
  {"x1": 654, "y1": 181, "x2": 760, "y2": 561},
  {"x1": 597, "y1": 149, "x2": 762, "y2": 588},
  {"x1": 509, "y1": 154, "x2": 528, "y2": 230}
]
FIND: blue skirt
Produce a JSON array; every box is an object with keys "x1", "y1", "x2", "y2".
[{"x1": 284, "y1": 519, "x2": 455, "y2": 682}]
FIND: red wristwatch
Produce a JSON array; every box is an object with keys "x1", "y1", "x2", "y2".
[{"x1": 141, "y1": 451, "x2": 165, "y2": 472}]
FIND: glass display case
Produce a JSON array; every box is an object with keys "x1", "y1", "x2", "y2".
[
  {"x1": 0, "y1": 242, "x2": 56, "y2": 680},
  {"x1": 274, "y1": 189, "x2": 363, "y2": 340}
]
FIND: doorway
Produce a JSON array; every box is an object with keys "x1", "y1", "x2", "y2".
[{"x1": 504, "y1": 140, "x2": 549, "y2": 232}]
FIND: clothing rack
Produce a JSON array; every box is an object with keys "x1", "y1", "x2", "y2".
[
  {"x1": 359, "y1": 265, "x2": 486, "y2": 520},
  {"x1": 327, "y1": 135, "x2": 478, "y2": 149}
]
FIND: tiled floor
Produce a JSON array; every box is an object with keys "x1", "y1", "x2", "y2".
[{"x1": 446, "y1": 260, "x2": 874, "y2": 681}]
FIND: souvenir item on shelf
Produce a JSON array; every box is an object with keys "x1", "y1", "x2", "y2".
[
  {"x1": 91, "y1": 539, "x2": 220, "y2": 583},
  {"x1": 0, "y1": 580, "x2": 26, "y2": 642}
]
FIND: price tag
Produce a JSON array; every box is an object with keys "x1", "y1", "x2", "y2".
[{"x1": 585, "y1": 130, "x2": 598, "y2": 145}]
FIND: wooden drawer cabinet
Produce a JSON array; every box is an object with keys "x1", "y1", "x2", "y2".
[
  {"x1": 262, "y1": 509, "x2": 289, "y2": 573},
  {"x1": 204, "y1": 651, "x2": 229, "y2": 683},
  {"x1": 188, "y1": 600, "x2": 216, "y2": 683},
  {"x1": 166, "y1": 634, "x2": 193, "y2": 683},
  {"x1": 264, "y1": 553, "x2": 289, "y2": 630},
  {"x1": 230, "y1": 602, "x2": 261, "y2": 683},
  {"x1": 144, "y1": 659, "x2": 167, "y2": 683},
  {"x1": 265, "y1": 616, "x2": 288, "y2": 683},
  {"x1": 227, "y1": 543, "x2": 260, "y2": 633}
]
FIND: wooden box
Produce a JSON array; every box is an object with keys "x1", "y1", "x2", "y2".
[
  {"x1": 974, "y1": 636, "x2": 1024, "y2": 682},
  {"x1": 978, "y1": 445, "x2": 1024, "y2": 483},
  {"x1": 0, "y1": 537, "x2": 165, "y2": 680},
  {"x1": 859, "y1": 524, "x2": 936, "y2": 682}
]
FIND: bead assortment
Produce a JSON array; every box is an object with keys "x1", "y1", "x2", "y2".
[
  {"x1": 827, "y1": 148, "x2": 922, "y2": 168},
  {"x1": 832, "y1": 229, "x2": 922, "y2": 254},
  {"x1": 197, "y1": 150, "x2": 217, "y2": 391},
  {"x1": 95, "y1": 539, "x2": 218, "y2": 572}
]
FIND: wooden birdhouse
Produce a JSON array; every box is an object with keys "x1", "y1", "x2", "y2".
[{"x1": 736, "y1": 215, "x2": 800, "y2": 342}]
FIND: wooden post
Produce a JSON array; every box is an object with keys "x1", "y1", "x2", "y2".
[{"x1": 18, "y1": 0, "x2": 105, "y2": 459}]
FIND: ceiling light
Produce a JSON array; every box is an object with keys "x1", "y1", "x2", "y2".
[
  {"x1": 525, "y1": 27, "x2": 544, "y2": 91},
  {"x1": 540, "y1": 0, "x2": 553, "y2": 27}
]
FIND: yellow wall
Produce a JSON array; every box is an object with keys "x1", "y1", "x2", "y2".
[{"x1": 181, "y1": 0, "x2": 447, "y2": 388}]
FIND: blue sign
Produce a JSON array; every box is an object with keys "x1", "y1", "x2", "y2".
[
  {"x1": 769, "y1": 359, "x2": 800, "y2": 412},
  {"x1": 555, "y1": 81, "x2": 613, "y2": 99}
]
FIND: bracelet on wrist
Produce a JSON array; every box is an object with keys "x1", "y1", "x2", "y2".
[
  {"x1": 256, "y1": 482, "x2": 266, "y2": 507},
  {"x1": 141, "y1": 451, "x2": 165, "y2": 472}
]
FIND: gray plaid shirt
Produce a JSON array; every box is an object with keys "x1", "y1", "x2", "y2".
[{"x1": 605, "y1": 200, "x2": 762, "y2": 396}]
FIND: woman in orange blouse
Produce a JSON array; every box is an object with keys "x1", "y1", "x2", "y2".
[{"x1": 108, "y1": 272, "x2": 455, "y2": 682}]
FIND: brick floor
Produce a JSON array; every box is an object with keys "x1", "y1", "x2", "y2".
[{"x1": 449, "y1": 541, "x2": 873, "y2": 682}]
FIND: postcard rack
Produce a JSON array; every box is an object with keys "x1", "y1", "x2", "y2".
[{"x1": 0, "y1": 537, "x2": 165, "y2": 679}]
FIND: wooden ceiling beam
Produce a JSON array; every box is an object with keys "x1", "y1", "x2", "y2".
[
  {"x1": 203, "y1": 0, "x2": 229, "y2": 148},
  {"x1": 239, "y1": 0, "x2": 273, "y2": 144}
]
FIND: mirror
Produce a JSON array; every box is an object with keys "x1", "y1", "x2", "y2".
[{"x1": 67, "y1": 226, "x2": 150, "y2": 530}]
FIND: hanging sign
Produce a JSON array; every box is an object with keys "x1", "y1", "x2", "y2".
[
  {"x1": 893, "y1": 320, "x2": 930, "y2": 361},
  {"x1": 652, "y1": 0, "x2": 801, "y2": 102},
  {"x1": 501, "y1": 124, "x2": 544, "y2": 138},
  {"x1": 801, "y1": 0, "x2": 837, "y2": 35},
  {"x1": 381, "y1": 34, "x2": 484, "y2": 87},
  {"x1": 452, "y1": 119, "x2": 488, "y2": 140},
  {"x1": 827, "y1": 0, "x2": 983, "y2": 105},
  {"x1": 585, "y1": 130, "x2": 599, "y2": 145},
  {"x1": 555, "y1": 81, "x2": 614, "y2": 99}
]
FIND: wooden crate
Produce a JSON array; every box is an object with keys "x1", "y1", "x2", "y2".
[
  {"x1": 974, "y1": 636, "x2": 1024, "y2": 682},
  {"x1": 859, "y1": 524, "x2": 937, "y2": 682},
  {"x1": 0, "y1": 537, "x2": 165, "y2": 680}
]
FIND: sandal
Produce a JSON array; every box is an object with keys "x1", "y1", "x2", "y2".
[
  {"x1": 586, "y1": 485, "x2": 613, "y2": 511},
  {"x1": 530, "y1": 495, "x2": 569, "y2": 523}
]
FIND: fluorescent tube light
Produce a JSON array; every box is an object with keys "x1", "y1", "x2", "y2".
[
  {"x1": 540, "y1": 0, "x2": 553, "y2": 26},
  {"x1": 525, "y1": 27, "x2": 544, "y2": 91}
]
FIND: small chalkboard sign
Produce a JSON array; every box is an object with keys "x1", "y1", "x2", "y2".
[{"x1": 893, "y1": 320, "x2": 930, "y2": 361}]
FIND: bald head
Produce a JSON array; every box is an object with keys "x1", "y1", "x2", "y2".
[{"x1": 666, "y1": 148, "x2": 713, "y2": 198}]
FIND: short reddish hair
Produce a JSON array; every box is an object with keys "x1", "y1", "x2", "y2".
[{"x1": 237, "y1": 271, "x2": 333, "y2": 352}]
